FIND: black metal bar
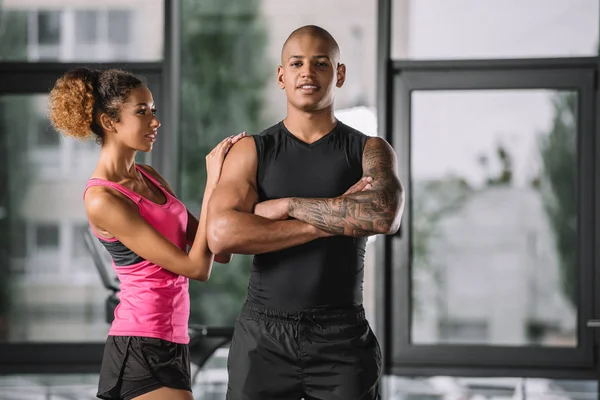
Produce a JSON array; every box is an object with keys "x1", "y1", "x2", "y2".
[
  {"x1": 0, "y1": 343, "x2": 104, "y2": 375},
  {"x1": 595, "y1": 55, "x2": 600, "y2": 395},
  {"x1": 577, "y1": 64, "x2": 597, "y2": 372},
  {"x1": 153, "y1": 0, "x2": 181, "y2": 190},
  {"x1": 394, "y1": 68, "x2": 594, "y2": 90},
  {"x1": 0, "y1": 65, "x2": 163, "y2": 95},
  {"x1": 0, "y1": 62, "x2": 162, "y2": 74},
  {"x1": 188, "y1": 325, "x2": 234, "y2": 338},
  {"x1": 375, "y1": 0, "x2": 393, "y2": 376},
  {"x1": 392, "y1": 57, "x2": 599, "y2": 72}
]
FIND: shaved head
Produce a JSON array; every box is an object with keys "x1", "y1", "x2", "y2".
[
  {"x1": 281, "y1": 25, "x2": 340, "y2": 64},
  {"x1": 277, "y1": 25, "x2": 346, "y2": 113}
]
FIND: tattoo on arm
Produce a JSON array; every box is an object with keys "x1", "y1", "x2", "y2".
[{"x1": 288, "y1": 138, "x2": 404, "y2": 237}]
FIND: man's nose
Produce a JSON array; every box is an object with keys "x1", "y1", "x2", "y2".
[{"x1": 300, "y1": 63, "x2": 314, "y2": 77}]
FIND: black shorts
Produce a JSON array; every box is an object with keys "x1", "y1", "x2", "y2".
[
  {"x1": 97, "y1": 335, "x2": 192, "y2": 400},
  {"x1": 226, "y1": 302, "x2": 382, "y2": 400}
]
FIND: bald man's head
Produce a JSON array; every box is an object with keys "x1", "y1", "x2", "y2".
[
  {"x1": 277, "y1": 25, "x2": 346, "y2": 113},
  {"x1": 281, "y1": 25, "x2": 340, "y2": 64}
]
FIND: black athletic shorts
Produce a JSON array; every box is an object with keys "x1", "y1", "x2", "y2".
[
  {"x1": 96, "y1": 335, "x2": 192, "y2": 400},
  {"x1": 226, "y1": 302, "x2": 382, "y2": 400}
]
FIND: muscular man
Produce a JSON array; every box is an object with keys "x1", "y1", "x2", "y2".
[{"x1": 207, "y1": 25, "x2": 404, "y2": 400}]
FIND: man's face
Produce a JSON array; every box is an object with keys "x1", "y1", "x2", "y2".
[{"x1": 277, "y1": 34, "x2": 345, "y2": 112}]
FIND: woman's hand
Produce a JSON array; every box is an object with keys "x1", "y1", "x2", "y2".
[{"x1": 206, "y1": 132, "x2": 247, "y2": 188}]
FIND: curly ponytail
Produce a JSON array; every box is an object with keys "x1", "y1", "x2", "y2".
[{"x1": 48, "y1": 68, "x2": 146, "y2": 144}]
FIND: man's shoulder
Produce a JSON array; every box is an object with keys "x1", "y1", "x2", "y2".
[
  {"x1": 255, "y1": 121, "x2": 283, "y2": 139},
  {"x1": 337, "y1": 121, "x2": 372, "y2": 141},
  {"x1": 252, "y1": 122, "x2": 284, "y2": 156}
]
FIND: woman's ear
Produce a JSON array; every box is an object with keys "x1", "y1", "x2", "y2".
[{"x1": 99, "y1": 113, "x2": 115, "y2": 132}]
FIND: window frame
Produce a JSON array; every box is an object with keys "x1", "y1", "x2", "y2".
[{"x1": 380, "y1": 57, "x2": 598, "y2": 379}]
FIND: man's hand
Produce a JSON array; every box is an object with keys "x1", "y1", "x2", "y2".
[
  {"x1": 287, "y1": 137, "x2": 404, "y2": 237},
  {"x1": 253, "y1": 176, "x2": 374, "y2": 221},
  {"x1": 253, "y1": 198, "x2": 289, "y2": 220},
  {"x1": 344, "y1": 176, "x2": 373, "y2": 195}
]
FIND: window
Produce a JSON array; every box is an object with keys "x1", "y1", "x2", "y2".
[
  {"x1": 389, "y1": 66, "x2": 595, "y2": 374},
  {"x1": 0, "y1": 94, "x2": 108, "y2": 343},
  {"x1": 34, "y1": 117, "x2": 60, "y2": 148},
  {"x1": 438, "y1": 319, "x2": 489, "y2": 344},
  {"x1": 37, "y1": 11, "x2": 60, "y2": 45},
  {"x1": 74, "y1": 10, "x2": 132, "y2": 47},
  {"x1": 108, "y1": 11, "x2": 131, "y2": 45},
  {"x1": 74, "y1": 11, "x2": 98, "y2": 45},
  {"x1": 34, "y1": 224, "x2": 59, "y2": 250},
  {"x1": 391, "y1": 0, "x2": 599, "y2": 59},
  {"x1": 410, "y1": 89, "x2": 577, "y2": 348},
  {"x1": 72, "y1": 224, "x2": 90, "y2": 259},
  {"x1": 34, "y1": 11, "x2": 61, "y2": 60},
  {"x1": 0, "y1": 2, "x2": 162, "y2": 62},
  {"x1": 0, "y1": 0, "x2": 167, "y2": 375},
  {"x1": 9, "y1": 220, "x2": 27, "y2": 260},
  {"x1": 74, "y1": 10, "x2": 134, "y2": 61}
]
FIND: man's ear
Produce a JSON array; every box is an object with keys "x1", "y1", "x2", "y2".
[
  {"x1": 336, "y1": 63, "x2": 346, "y2": 88},
  {"x1": 99, "y1": 113, "x2": 115, "y2": 132},
  {"x1": 277, "y1": 65, "x2": 285, "y2": 90}
]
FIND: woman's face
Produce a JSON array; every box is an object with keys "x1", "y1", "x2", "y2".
[{"x1": 112, "y1": 86, "x2": 161, "y2": 152}]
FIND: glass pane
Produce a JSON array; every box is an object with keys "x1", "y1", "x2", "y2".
[
  {"x1": 37, "y1": 11, "x2": 61, "y2": 45},
  {"x1": 392, "y1": 0, "x2": 599, "y2": 59},
  {"x1": 0, "y1": 1, "x2": 163, "y2": 62},
  {"x1": 0, "y1": 94, "x2": 107, "y2": 343},
  {"x1": 410, "y1": 90, "x2": 578, "y2": 347},
  {"x1": 179, "y1": 0, "x2": 379, "y2": 327},
  {"x1": 108, "y1": 11, "x2": 131, "y2": 46},
  {"x1": 74, "y1": 11, "x2": 98, "y2": 45},
  {"x1": 384, "y1": 376, "x2": 597, "y2": 400}
]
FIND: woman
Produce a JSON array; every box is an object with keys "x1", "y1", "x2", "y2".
[{"x1": 48, "y1": 67, "x2": 244, "y2": 400}]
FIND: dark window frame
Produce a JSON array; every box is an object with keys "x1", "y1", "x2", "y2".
[{"x1": 392, "y1": 61, "x2": 595, "y2": 377}]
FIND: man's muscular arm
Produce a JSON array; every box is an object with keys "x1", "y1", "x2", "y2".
[
  {"x1": 206, "y1": 136, "x2": 328, "y2": 255},
  {"x1": 288, "y1": 137, "x2": 404, "y2": 237}
]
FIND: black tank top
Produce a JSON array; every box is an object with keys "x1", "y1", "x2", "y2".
[{"x1": 248, "y1": 121, "x2": 370, "y2": 312}]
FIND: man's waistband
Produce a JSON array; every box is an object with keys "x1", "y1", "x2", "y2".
[{"x1": 240, "y1": 301, "x2": 366, "y2": 326}]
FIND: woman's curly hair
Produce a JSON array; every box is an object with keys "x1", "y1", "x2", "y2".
[{"x1": 48, "y1": 68, "x2": 146, "y2": 144}]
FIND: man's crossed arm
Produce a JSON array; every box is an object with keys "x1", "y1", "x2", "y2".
[
  {"x1": 288, "y1": 137, "x2": 403, "y2": 237},
  {"x1": 207, "y1": 136, "x2": 404, "y2": 256},
  {"x1": 254, "y1": 137, "x2": 405, "y2": 238}
]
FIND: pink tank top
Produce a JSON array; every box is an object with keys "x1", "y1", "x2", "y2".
[{"x1": 83, "y1": 165, "x2": 190, "y2": 344}]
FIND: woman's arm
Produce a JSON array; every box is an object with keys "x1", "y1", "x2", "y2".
[
  {"x1": 85, "y1": 186, "x2": 214, "y2": 281},
  {"x1": 84, "y1": 134, "x2": 244, "y2": 281},
  {"x1": 139, "y1": 164, "x2": 232, "y2": 264}
]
